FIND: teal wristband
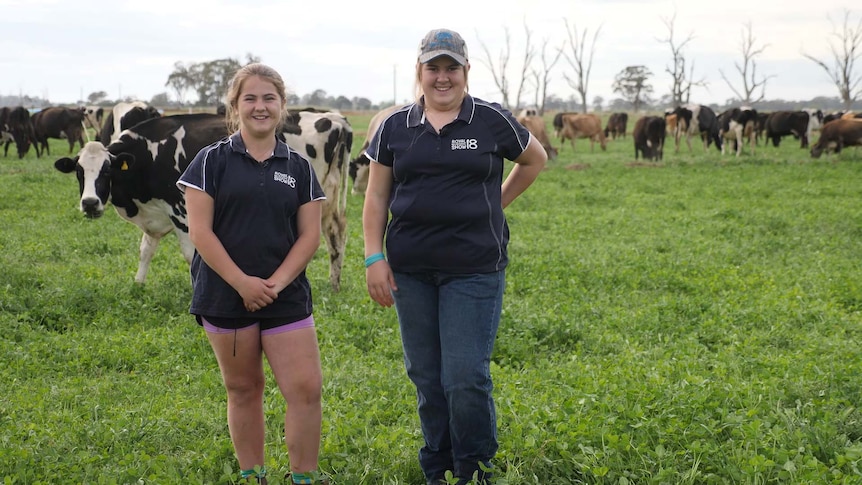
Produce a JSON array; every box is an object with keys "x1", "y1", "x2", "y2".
[{"x1": 365, "y1": 252, "x2": 385, "y2": 268}]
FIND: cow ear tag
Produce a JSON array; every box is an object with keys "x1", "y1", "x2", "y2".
[{"x1": 121, "y1": 161, "x2": 129, "y2": 170}]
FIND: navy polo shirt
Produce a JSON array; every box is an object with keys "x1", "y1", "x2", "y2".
[
  {"x1": 366, "y1": 95, "x2": 531, "y2": 274},
  {"x1": 177, "y1": 132, "x2": 325, "y2": 320}
]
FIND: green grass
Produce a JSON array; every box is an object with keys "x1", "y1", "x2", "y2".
[{"x1": 2, "y1": 115, "x2": 862, "y2": 484}]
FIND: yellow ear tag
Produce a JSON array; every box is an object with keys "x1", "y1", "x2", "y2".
[{"x1": 121, "y1": 161, "x2": 129, "y2": 170}]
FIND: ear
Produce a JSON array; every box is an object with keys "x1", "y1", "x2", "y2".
[
  {"x1": 54, "y1": 157, "x2": 78, "y2": 173},
  {"x1": 111, "y1": 152, "x2": 136, "y2": 172}
]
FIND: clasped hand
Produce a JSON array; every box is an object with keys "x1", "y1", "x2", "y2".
[{"x1": 237, "y1": 275, "x2": 279, "y2": 312}]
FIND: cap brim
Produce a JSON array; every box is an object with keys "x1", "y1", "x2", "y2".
[{"x1": 418, "y1": 50, "x2": 467, "y2": 66}]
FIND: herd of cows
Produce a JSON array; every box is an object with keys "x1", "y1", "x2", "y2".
[
  {"x1": 1, "y1": 101, "x2": 861, "y2": 289},
  {"x1": 522, "y1": 105, "x2": 862, "y2": 163}
]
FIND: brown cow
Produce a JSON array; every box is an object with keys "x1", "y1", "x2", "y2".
[
  {"x1": 810, "y1": 119, "x2": 862, "y2": 158},
  {"x1": 516, "y1": 115, "x2": 558, "y2": 160},
  {"x1": 665, "y1": 112, "x2": 678, "y2": 136},
  {"x1": 559, "y1": 113, "x2": 607, "y2": 152}
]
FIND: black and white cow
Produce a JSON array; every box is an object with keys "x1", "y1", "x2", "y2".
[
  {"x1": 718, "y1": 107, "x2": 758, "y2": 156},
  {"x1": 671, "y1": 104, "x2": 722, "y2": 153},
  {"x1": 32, "y1": 106, "x2": 88, "y2": 156},
  {"x1": 764, "y1": 111, "x2": 811, "y2": 148},
  {"x1": 99, "y1": 101, "x2": 162, "y2": 145},
  {"x1": 1, "y1": 106, "x2": 35, "y2": 158},
  {"x1": 54, "y1": 110, "x2": 353, "y2": 291}
]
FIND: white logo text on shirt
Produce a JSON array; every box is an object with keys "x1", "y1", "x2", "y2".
[
  {"x1": 451, "y1": 138, "x2": 478, "y2": 150},
  {"x1": 274, "y1": 171, "x2": 296, "y2": 188}
]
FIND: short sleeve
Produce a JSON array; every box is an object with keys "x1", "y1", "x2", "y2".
[
  {"x1": 296, "y1": 154, "x2": 326, "y2": 204},
  {"x1": 477, "y1": 101, "x2": 531, "y2": 161},
  {"x1": 365, "y1": 119, "x2": 393, "y2": 167},
  {"x1": 177, "y1": 143, "x2": 220, "y2": 196}
]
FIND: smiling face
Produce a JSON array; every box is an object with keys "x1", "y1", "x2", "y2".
[
  {"x1": 419, "y1": 56, "x2": 469, "y2": 112},
  {"x1": 235, "y1": 75, "x2": 284, "y2": 140}
]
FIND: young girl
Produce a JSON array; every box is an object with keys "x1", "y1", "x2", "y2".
[{"x1": 177, "y1": 63, "x2": 328, "y2": 485}]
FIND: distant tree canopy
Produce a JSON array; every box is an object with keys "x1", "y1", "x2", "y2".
[
  {"x1": 612, "y1": 65, "x2": 654, "y2": 112},
  {"x1": 166, "y1": 54, "x2": 260, "y2": 106}
]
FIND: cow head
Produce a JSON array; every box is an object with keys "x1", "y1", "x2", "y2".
[
  {"x1": 54, "y1": 141, "x2": 135, "y2": 218},
  {"x1": 349, "y1": 153, "x2": 370, "y2": 195}
]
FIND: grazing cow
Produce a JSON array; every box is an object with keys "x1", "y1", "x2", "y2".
[
  {"x1": 99, "y1": 101, "x2": 162, "y2": 145},
  {"x1": 54, "y1": 111, "x2": 354, "y2": 291},
  {"x1": 841, "y1": 111, "x2": 858, "y2": 120},
  {"x1": 32, "y1": 106, "x2": 88, "y2": 156},
  {"x1": 671, "y1": 104, "x2": 722, "y2": 152},
  {"x1": 559, "y1": 113, "x2": 607, "y2": 152},
  {"x1": 803, "y1": 108, "x2": 824, "y2": 143},
  {"x1": 810, "y1": 119, "x2": 862, "y2": 158},
  {"x1": 349, "y1": 104, "x2": 405, "y2": 195},
  {"x1": 764, "y1": 111, "x2": 811, "y2": 148},
  {"x1": 718, "y1": 107, "x2": 758, "y2": 156},
  {"x1": 633, "y1": 115, "x2": 666, "y2": 161},
  {"x1": 604, "y1": 112, "x2": 629, "y2": 139},
  {"x1": 754, "y1": 111, "x2": 770, "y2": 145},
  {"x1": 1, "y1": 106, "x2": 35, "y2": 158},
  {"x1": 516, "y1": 114, "x2": 558, "y2": 160},
  {"x1": 552, "y1": 111, "x2": 577, "y2": 139}
]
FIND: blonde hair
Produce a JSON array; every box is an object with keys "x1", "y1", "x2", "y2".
[
  {"x1": 413, "y1": 61, "x2": 470, "y2": 103},
  {"x1": 224, "y1": 63, "x2": 289, "y2": 132}
]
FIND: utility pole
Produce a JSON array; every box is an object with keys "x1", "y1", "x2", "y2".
[{"x1": 393, "y1": 64, "x2": 397, "y2": 106}]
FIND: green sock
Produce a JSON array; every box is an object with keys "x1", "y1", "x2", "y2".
[
  {"x1": 291, "y1": 471, "x2": 315, "y2": 484},
  {"x1": 241, "y1": 466, "x2": 266, "y2": 479}
]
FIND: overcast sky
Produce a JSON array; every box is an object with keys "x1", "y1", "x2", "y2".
[{"x1": 0, "y1": 0, "x2": 856, "y2": 108}]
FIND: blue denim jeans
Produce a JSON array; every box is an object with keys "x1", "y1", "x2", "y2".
[{"x1": 392, "y1": 271, "x2": 505, "y2": 483}]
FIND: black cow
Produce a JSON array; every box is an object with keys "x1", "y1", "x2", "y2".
[
  {"x1": 99, "y1": 101, "x2": 162, "y2": 145},
  {"x1": 54, "y1": 110, "x2": 354, "y2": 291},
  {"x1": 1, "y1": 106, "x2": 35, "y2": 158},
  {"x1": 633, "y1": 115, "x2": 666, "y2": 161},
  {"x1": 718, "y1": 107, "x2": 758, "y2": 156},
  {"x1": 604, "y1": 112, "x2": 629, "y2": 140},
  {"x1": 764, "y1": 111, "x2": 811, "y2": 148},
  {"x1": 671, "y1": 104, "x2": 722, "y2": 152},
  {"x1": 32, "y1": 107, "x2": 88, "y2": 156}
]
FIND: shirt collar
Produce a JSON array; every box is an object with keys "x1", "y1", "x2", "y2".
[
  {"x1": 228, "y1": 131, "x2": 292, "y2": 159},
  {"x1": 407, "y1": 94, "x2": 476, "y2": 128}
]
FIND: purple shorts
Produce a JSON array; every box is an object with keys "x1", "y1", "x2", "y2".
[{"x1": 199, "y1": 314, "x2": 315, "y2": 336}]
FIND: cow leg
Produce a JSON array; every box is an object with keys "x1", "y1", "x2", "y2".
[
  {"x1": 134, "y1": 233, "x2": 161, "y2": 284},
  {"x1": 321, "y1": 208, "x2": 346, "y2": 293},
  {"x1": 175, "y1": 230, "x2": 195, "y2": 265}
]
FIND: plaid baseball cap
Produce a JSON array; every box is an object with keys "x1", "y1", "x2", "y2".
[{"x1": 418, "y1": 29, "x2": 468, "y2": 65}]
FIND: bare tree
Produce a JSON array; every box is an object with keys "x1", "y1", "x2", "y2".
[
  {"x1": 512, "y1": 21, "x2": 537, "y2": 112},
  {"x1": 529, "y1": 37, "x2": 564, "y2": 115},
  {"x1": 658, "y1": 12, "x2": 707, "y2": 106},
  {"x1": 561, "y1": 19, "x2": 602, "y2": 113},
  {"x1": 476, "y1": 23, "x2": 538, "y2": 111},
  {"x1": 476, "y1": 28, "x2": 512, "y2": 108},
  {"x1": 802, "y1": 9, "x2": 862, "y2": 110},
  {"x1": 719, "y1": 22, "x2": 774, "y2": 104}
]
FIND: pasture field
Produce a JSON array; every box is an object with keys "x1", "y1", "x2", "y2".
[{"x1": 2, "y1": 113, "x2": 862, "y2": 484}]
